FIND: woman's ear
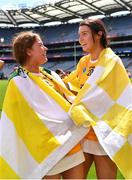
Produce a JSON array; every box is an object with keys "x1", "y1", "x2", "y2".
[
  {"x1": 96, "y1": 31, "x2": 103, "y2": 40},
  {"x1": 26, "y1": 48, "x2": 31, "y2": 56},
  {"x1": 98, "y1": 31, "x2": 103, "y2": 36}
]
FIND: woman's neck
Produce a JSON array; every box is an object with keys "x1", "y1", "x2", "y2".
[
  {"x1": 90, "y1": 46, "x2": 104, "y2": 61},
  {"x1": 24, "y1": 64, "x2": 40, "y2": 73}
]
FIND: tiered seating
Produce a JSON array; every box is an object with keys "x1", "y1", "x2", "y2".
[{"x1": 0, "y1": 14, "x2": 132, "y2": 78}]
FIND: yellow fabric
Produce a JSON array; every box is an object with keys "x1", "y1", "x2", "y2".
[
  {"x1": 65, "y1": 56, "x2": 99, "y2": 140},
  {"x1": 113, "y1": 142, "x2": 132, "y2": 179},
  {"x1": 98, "y1": 61, "x2": 129, "y2": 100},
  {"x1": 41, "y1": 69, "x2": 74, "y2": 97},
  {"x1": 28, "y1": 72, "x2": 71, "y2": 112},
  {"x1": 69, "y1": 48, "x2": 132, "y2": 179},
  {"x1": 3, "y1": 80, "x2": 60, "y2": 163},
  {"x1": 70, "y1": 103, "x2": 96, "y2": 127},
  {"x1": 64, "y1": 55, "x2": 98, "y2": 92},
  {"x1": 64, "y1": 70, "x2": 80, "y2": 92},
  {"x1": 102, "y1": 103, "x2": 132, "y2": 137},
  {"x1": 0, "y1": 68, "x2": 88, "y2": 178},
  {"x1": 0, "y1": 157, "x2": 20, "y2": 179}
]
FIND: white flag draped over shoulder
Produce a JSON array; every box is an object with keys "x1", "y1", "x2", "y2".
[
  {"x1": 0, "y1": 69, "x2": 88, "y2": 179},
  {"x1": 69, "y1": 48, "x2": 132, "y2": 179}
]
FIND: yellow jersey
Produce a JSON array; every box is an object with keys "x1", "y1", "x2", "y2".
[{"x1": 64, "y1": 55, "x2": 99, "y2": 141}]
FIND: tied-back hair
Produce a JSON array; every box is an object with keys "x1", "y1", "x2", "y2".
[{"x1": 80, "y1": 18, "x2": 109, "y2": 48}]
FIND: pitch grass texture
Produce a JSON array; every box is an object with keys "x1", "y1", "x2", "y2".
[
  {"x1": 0, "y1": 80, "x2": 8, "y2": 116},
  {"x1": 88, "y1": 164, "x2": 124, "y2": 179}
]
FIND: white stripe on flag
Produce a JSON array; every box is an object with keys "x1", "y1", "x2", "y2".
[
  {"x1": 117, "y1": 83, "x2": 132, "y2": 110},
  {"x1": 93, "y1": 120, "x2": 112, "y2": 140},
  {"x1": 0, "y1": 112, "x2": 38, "y2": 178},
  {"x1": 82, "y1": 86, "x2": 114, "y2": 118},
  {"x1": 86, "y1": 66, "x2": 104, "y2": 86},
  {"x1": 103, "y1": 130, "x2": 126, "y2": 157},
  {"x1": 94, "y1": 121, "x2": 126, "y2": 157},
  {"x1": 13, "y1": 76, "x2": 73, "y2": 138}
]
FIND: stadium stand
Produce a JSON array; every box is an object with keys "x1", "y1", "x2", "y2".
[{"x1": 0, "y1": 4, "x2": 132, "y2": 78}]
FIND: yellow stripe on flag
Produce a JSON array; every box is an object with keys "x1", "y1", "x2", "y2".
[
  {"x1": 42, "y1": 70, "x2": 74, "y2": 96},
  {"x1": 29, "y1": 72, "x2": 71, "y2": 112},
  {"x1": 99, "y1": 62, "x2": 129, "y2": 101},
  {"x1": 102, "y1": 103, "x2": 127, "y2": 130},
  {"x1": 3, "y1": 80, "x2": 60, "y2": 163},
  {"x1": 73, "y1": 83, "x2": 91, "y2": 105},
  {"x1": 70, "y1": 103, "x2": 97, "y2": 127},
  {"x1": 113, "y1": 142, "x2": 132, "y2": 179},
  {"x1": 0, "y1": 156, "x2": 20, "y2": 179},
  {"x1": 102, "y1": 103, "x2": 132, "y2": 138}
]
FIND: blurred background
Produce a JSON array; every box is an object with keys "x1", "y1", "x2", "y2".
[{"x1": 0, "y1": 0, "x2": 131, "y2": 79}]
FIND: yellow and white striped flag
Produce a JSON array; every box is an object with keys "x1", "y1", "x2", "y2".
[
  {"x1": 69, "y1": 48, "x2": 132, "y2": 179},
  {"x1": 0, "y1": 70, "x2": 88, "y2": 179}
]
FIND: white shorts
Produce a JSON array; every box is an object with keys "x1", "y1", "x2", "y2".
[
  {"x1": 47, "y1": 150, "x2": 85, "y2": 175},
  {"x1": 82, "y1": 139, "x2": 107, "y2": 155}
]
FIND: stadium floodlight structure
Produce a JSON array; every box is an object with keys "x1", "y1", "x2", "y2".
[{"x1": 0, "y1": 0, "x2": 131, "y2": 27}]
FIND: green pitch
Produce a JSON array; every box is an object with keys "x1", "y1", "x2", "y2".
[
  {"x1": 88, "y1": 164, "x2": 124, "y2": 179},
  {"x1": 0, "y1": 80, "x2": 8, "y2": 116}
]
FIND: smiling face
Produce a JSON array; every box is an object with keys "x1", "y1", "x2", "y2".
[
  {"x1": 27, "y1": 36, "x2": 48, "y2": 66},
  {"x1": 78, "y1": 25, "x2": 102, "y2": 54},
  {"x1": 79, "y1": 25, "x2": 95, "y2": 53},
  {"x1": 13, "y1": 31, "x2": 48, "y2": 68}
]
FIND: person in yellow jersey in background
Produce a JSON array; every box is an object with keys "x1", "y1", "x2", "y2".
[
  {"x1": 64, "y1": 18, "x2": 118, "y2": 179},
  {"x1": 0, "y1": 60, "x2": 5, "y2": 79},
  {"x1": 0, "y1": 60, "x2": 4, "y2": 70}
]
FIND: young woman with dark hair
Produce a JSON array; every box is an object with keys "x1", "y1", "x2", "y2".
[{"x1": 64, "y1": 18, "x2": 119, "y2": 179}]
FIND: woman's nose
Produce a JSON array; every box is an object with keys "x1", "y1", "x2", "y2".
[
  {"x1": 79, "y1": 36, "x2": 83, "y2": 44},
  {"x1": 44, "y1": 46, "x2": 48, "y2": 51}
]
